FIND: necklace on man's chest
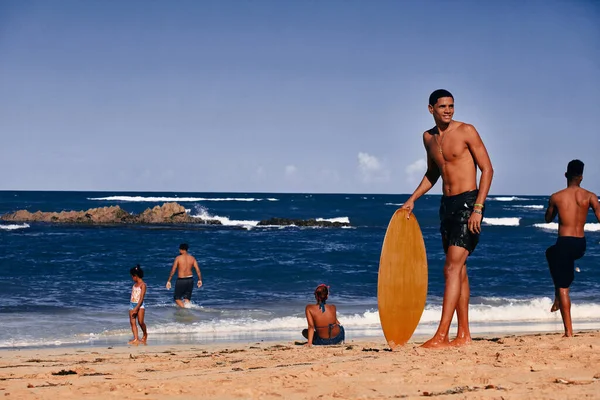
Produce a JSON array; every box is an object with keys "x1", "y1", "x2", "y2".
[{"x1": 434, "y1": 133, "x2": 444, "y2": 156}]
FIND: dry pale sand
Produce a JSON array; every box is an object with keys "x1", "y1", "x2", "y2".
[{"x1": 1, "y1": 331, "x2": 599, "y2": 400}]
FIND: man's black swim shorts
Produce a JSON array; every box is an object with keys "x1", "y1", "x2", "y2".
[{"x1": 439, "y1": 189, "x2": 482, "y2": 254}]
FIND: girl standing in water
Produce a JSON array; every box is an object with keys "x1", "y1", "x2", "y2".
[{"x1": 129, "y1": 265, "x2": 147, "y2": 345}]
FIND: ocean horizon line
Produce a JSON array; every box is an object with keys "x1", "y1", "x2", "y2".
[{"x1": 0, "y1": 189, "x2": 550, "y2": 197}]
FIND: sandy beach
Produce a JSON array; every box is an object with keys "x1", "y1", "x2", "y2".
[{"x1": 1, "y1": 331, "x2": 598, "y2": 400}]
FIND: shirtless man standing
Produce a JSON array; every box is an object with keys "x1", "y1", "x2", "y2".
[
  {"x1": 401, "y1": 89, "x2": 493, "y2": 348},
  {"x1": 166, "y1": 243, "x2": 203, "y2": 307},
  {"x1": 545, "y1": 160, "x2": 600, "y2": 337}
]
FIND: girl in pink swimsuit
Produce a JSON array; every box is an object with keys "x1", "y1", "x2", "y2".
[{"x1": 129, "y1": 265, "x2": 147, "y2": 345}]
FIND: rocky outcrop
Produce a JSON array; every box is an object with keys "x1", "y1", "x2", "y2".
[
  {"x1": 1, "y1": 203, "x2": 350, "y2": 228},
  {"x1": 0, "y1": 203, "x2": 222, "y2": 225},
  {"x1": 257, "y1": 217, "x2": 350, "y2": 228}
]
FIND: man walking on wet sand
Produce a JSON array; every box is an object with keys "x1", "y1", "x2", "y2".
[
  {"x1": 166, "y1": 243, "x2": 203, "y2": 307},
  {"x1": 401, "y1": 89, "x2": 494, "y2": 348},
  {"x1": 545, "y1": 160, "x2": 600, "y2": 337}
]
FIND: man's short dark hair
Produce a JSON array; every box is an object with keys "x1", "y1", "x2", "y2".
[
  {"x1": 566, "y1": 159, "x2": 584, "y2": 178},
  {"x1": 179, "y1": 243, "x2": 189, "y2": 251},
  {"x1": 429, "y1": 89, "x2": 454, "y2": 106}
]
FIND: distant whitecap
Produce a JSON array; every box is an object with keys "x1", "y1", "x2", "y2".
[
  {"x1": 483, "y1": 217, "x2": 520, "y2": 226},
  {"x1": 490, "y1": 196, "x2": 531, "y2": 201},
  {"x1": 534, "y1": 222, "x2": 599, "y2": 232},
  {"x1": 88, "y1": 196, "x2": 279, "y2": 202},
  {"x1": 0, "y1": 223, "x2": 30, "y2": 231},
  {"x1": 316, "y1": 217, "x2": 350, "y2": 224}
]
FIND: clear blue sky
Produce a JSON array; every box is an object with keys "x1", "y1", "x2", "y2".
[{"x1": 1, "y1": 0, "x2": 598, "y2": 194}]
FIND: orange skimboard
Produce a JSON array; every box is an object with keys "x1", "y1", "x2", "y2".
[{"x1": 378, "y1": 209, "x2": 428, "y2": 349}]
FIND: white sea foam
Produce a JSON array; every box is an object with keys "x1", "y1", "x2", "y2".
[
  {"x1": 534, "y1": 222, "x2": 600, "y2": 232},
  {"x1": 421, "y1": 297, "x2": 600, "y2": 324},
  {"x1": 316, "y1": 217, "x2": 350, "y2": 224},
  {"x1": 189, "y1": 207, "x2": 349, "y2": 229},
  {"x1": 88, "y1": 196, "x2": 279, "y2": 202},
  {"x1": 0, "y1": 223, "x2": 30, "y2": 231},
  {"x1": 190, "y1": 206, "x2": 259, "y2": 228},
  {"x1": 2, "y1": 298, "x2": 600, "y2": 348},
  {"x1": 512, "y1": 205, "x2": 545, "y2": 209},
  {"x1": 490, "y1": 196, "x2": 530, "y2": 201},
  {"x1": 385, "y1": 203, "x2": 404, "y2": 206},
  {"x1": 107, "y1": 298, "x2": 600, "y2": 337},
  {"x1": 118, "y1": 298, "x2": 600, "y2": 333},
  {"x1": 483, "y1": 217, "x2": 520, "y2": 226},
  {"x1": 0, "y1": 338, "x2": 90, "y2": 348}
]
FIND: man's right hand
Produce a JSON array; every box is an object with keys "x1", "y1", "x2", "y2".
[
  {"x1": 400, "y1": 199, "x2": 415, "y2": 218},
  {"x1": 166, "y1": 282, "x2": 171, "y2": 290}
]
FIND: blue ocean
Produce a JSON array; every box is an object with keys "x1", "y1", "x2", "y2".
[{"x1": 1, "y1": 191, "x2": 599, "y2": 348}]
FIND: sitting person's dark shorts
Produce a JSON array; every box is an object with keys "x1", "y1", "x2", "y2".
[
  {"x1": 439, "y1": 189, "x2": 482, "y2": 254},
  {"x1": 302, "y1": 324, "x2": 345, "y2": 346},
  {"x1": 174, "y1": 277, "x2": 194, "y2": 300},
  {"x1": 546, "y1": 237, "x2": 586, "y2": 289}
]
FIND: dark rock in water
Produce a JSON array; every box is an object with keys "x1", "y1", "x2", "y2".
[
  {"x1": 0, "y1": 202, "x2": 222, "y2": 225},
  {"x1": 1, "y1": 203, "x2": 350, "y2": 228},
  {"x1": 257, "y1": 217, "x2": 350, "y2": 228}
]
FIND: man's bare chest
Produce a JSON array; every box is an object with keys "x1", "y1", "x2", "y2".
[{"x1": 427, "y1": 135, "x2": 468, "y2": 162}]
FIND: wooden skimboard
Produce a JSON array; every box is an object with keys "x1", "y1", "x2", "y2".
[{"x1": 378, "y1": 209, "x2": 428, "y2": 349}]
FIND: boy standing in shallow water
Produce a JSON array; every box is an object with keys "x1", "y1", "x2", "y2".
[
  {"x1": 129, "y1": 265, "x2": 147, "y2": 345},
  {"x1": 545, "y1": 160, "x2": 600, "y2": 337}
]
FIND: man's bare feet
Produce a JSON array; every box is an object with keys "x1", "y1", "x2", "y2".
[
  {"x1": 421, "y1": 336, "x2": 451, "y2": 349},
  {"x1": 141, "y1": 336, "x2": 148, "y2": 345},
  {"x1": 128, "y1": 339, "x2": 140, "y2": 345},
  {"x1": 450, "y1": 336, "x2": 472, "y2": 347},
  {"x1": 563, "y1": 332, "x2": 573, "y2": 338},
  {"x1": 550, "y1": 298, "x2": 559, "y2": 312}
]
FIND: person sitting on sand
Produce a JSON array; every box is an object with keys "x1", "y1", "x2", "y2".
[
  {"x1": 129, "y1": 265, "x2": 148, "y2": 345},
  {"x1": 544, "y1": 160, "x2": 600, "y2": 337},
  {"x1": 302, "y1": 284, "x2": 345, "y2": 346}
]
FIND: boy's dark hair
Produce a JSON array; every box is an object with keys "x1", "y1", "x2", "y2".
[
  {"x1": 179, "y1": 243, "x2": 189, "y2": 251},
  {"x1": 429, "y1": 89, "x2": 454, "y2": 106},
  {"x1": 130, "y1": 264, "x2": 144, "y2": 278},
  {"x1": 566, "y1": 159, "x2": 584, "y2": 178}
]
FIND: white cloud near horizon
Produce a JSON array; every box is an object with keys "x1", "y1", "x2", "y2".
[
  {"x1": 253, "y1": 166, "x2": 266, "y2": 182},
  {"x1": 284, "y1": 165, "x2": 297, "y2": 177},
  {"x1": 357, "y1": 152, "x2": 390, "y2": 184},
  {"x1": 405, "y1": 158, "x2": 427, "y2": 184}
]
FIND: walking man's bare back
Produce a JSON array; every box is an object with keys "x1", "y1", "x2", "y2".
[
  {"x1": 172, "y1": 253, "x2": 200, "y2": 278},
  {"x1": 546, "y1": 186, "x2": 599, "y2": 238},
  {"x1": 545, "y1": 160, "x2": 600, "y2": 336},
  {"x1": 166, "y1": 243, "x2": 203, "y2": 308},
  {"x1": 402, "y1": 89, "x2": 493, "y2": 349}
]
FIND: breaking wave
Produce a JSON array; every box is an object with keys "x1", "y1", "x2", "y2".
[
  {"x1": 189, "y1": 206, "x2": 350, "y2": 229},
  {"x1": 0, "y1": 223, "x2": 30, "y2": 231},
  {"x1": 88, "y1": 196, "x2": 279, "y2": 202},
  {"x1": 316, "y1": 217, "x2": 350, "y2": 224}
]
